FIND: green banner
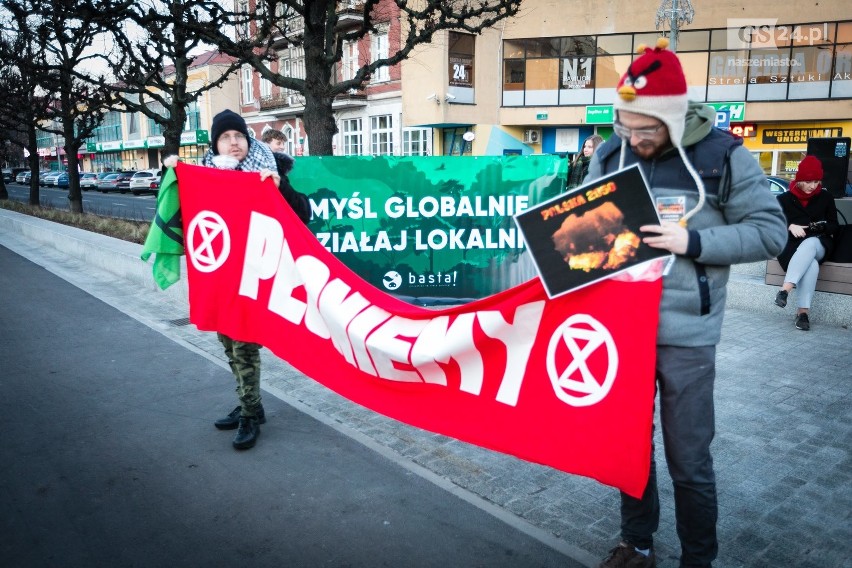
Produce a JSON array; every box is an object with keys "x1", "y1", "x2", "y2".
[{"x1": 289, "y1": 155, "x2": 567, "y2": 302}]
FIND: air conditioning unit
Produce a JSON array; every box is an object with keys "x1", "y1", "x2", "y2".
[{"x1": 523, "y1": 129, "x2": 541, "y2": 144}]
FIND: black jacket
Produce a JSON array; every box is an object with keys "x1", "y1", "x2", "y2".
[
  {"x1": 272, "y1": 152, "x2": 311, "y2": 224},
  {"x1": 776, "y1": 189, "x2": 838, "y2": 270}
]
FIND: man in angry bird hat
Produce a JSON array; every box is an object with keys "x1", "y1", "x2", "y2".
[{"x1": 587, "y1": 38, "x2": 788, "y2": 568}]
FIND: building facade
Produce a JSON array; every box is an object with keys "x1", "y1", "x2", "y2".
[
  {"x1": 75, "y1": 50, "x2": 240, "y2": 172},
  {"x1": 239, "y1": 0, "x2": 433, "y2": 157},
  {"x1": 402, "y1": 0, "x2": 852, "y2": 179}
]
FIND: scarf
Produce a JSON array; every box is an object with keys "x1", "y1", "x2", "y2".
[
  {"x1": 202, "y1": 138, "x2": 276, "y2": 173},
  {"x1": 789, "y1": 181, "x2": 820, "y2": 208}
]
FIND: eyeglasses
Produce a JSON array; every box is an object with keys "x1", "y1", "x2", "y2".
[
  {"x1": 613, "y1": 121, "x2": 665, "y2": 141},
  {"x1": 220, "y1": 133, "x2": 247, "y2": 143}
]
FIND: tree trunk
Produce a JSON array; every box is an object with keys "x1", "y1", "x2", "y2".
[
  {"x1": 27, "y1": 128, "x2": 39, "y2": 206},
  {"x1": 302, "y1": 93, "x2": 337, "y2": 156},
  {"x1": 65, "y1": 142, "x2": 83, "y2": 214}
]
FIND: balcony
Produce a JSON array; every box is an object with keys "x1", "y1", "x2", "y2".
[
  {"x1": 259, "y1": 92, "x2": 305, "y2": 111},
  {"x1": 336, "y1": 1, "x2": 364, "y2": 29}
]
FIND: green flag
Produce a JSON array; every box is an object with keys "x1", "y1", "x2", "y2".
[{"x1": 141, "y1": 167, "x2": 183, "y2": 290}]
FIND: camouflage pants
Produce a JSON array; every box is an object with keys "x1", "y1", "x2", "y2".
[{"x1": 217, "y1": 333, "x2": 262, "y2": 418}]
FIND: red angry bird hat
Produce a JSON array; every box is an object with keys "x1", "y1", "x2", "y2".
[{"x1": 615, "y1": 38, "x2": 688, "y2": 147}]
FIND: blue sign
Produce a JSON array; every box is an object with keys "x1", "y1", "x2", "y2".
[{"x1": 714, "y1": 109, "x2": 731, "y2": 130}]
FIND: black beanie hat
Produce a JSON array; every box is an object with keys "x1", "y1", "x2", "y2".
[{"x1": 210, "y1": 109, "x2": 249, "y2": 154}]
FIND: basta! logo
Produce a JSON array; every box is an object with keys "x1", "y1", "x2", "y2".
[{"x1": 382, "y1": 271, "x2": 402, "y2": 290}]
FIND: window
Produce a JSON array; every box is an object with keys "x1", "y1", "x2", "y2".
[
  {"x1": 448, "y1": 32, "x2": 475, "y2": 88},
  {"x1": 127, "y1": 112, "x2": 141, "y2": 138},
  {"x1": 402, "y1": 128, "x2": 431, "y2": 156},
  {"x1": 370, "y1": 115, "x2": 393, "y2": 155},
  {"x1": 371, "y1": 29, "x2": 389, "y2": 82},
  {"x1": 341, "y1": 118, "x2": 363, "y2": 156},
  {"x1": 184, "y1": 101, "x2": 200, "y2": 131},
  {"x1": 260, "y1": 75, "x2": 272, "y2": 99},
  {"x1": 342, "y1": 41, "x2": 359, "y2": 81},
  {"x1": 241, "y1": 65, "x2": 254, "y2": 104},
  {"x1": 237, "y1": 1, "x2": 249, "y2": 39}
]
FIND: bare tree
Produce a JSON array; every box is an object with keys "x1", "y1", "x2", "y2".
[
  {"x1": 105, "y1": 1, "x2": 246, "y2": 161},
  {"x1": 189, "y1": 0, "x2": 521, "y2": 155},
  {"x1": 0, "y1": 12, "x2": 55, "y2": 205},
  {"x1": 1, "y1": 0, "x2": 132, "y2": 213}
]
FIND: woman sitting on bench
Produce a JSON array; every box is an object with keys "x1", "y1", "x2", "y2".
[{"x1": 774, "y1": 155, "x2": 839, "y2": 330}]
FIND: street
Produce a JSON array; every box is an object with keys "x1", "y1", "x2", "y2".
[
  {"x1": 2, "y1": 181, "x2": 156, "y2": 222},
  {"x1": 0, "y1": 245, "x2": 578, "y2": 568}
]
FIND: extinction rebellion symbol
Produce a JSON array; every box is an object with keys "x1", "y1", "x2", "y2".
[
  {"x1": 187, "y1": 211, "x2": 231, "y2": 273},
  {"x1": 546, "y1": 314, "x2": 618, "y2": 407}
]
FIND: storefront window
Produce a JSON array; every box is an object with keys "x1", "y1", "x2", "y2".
[
  {"x1": 679, "y1": 52, "x2": 710, "y2": 100},
  {"x1": 593, "y1": 54, "x2": 632, "y2": 104},
  {"x1": 707, "y1": 50, "x2": 748, "y2": 101},
  {"x1": 503, "y1": 59, "x2": 525, "y2": 106},
  {"x1": 673, "y1": 30, "x2": 710, "y2": 52},
  {"x1": 597, "y1": 35, "x2": 632, "y2": 55},
  {"x1": 788, "y1": 45, "x2": 833, "y2": 99},
  {"x1": 778, "y1": 150, "x2": 808, "y2": 178},
  {"x1": 560, "y1": 56, "x2": 594, "y2": 104},
  {"x1": 832, "y1": 44, "x2": 852, "y2": 97},
  {"x1": 747, "y1": 48, "x2": 790, "y2": 100},
  {"x1": 525, "y1": 59, "x2": 559, "y2": 106}
]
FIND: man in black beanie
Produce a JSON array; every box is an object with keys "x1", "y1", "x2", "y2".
[
  {"x1": 210, "y1": 109, "x2": 250, "y2": 155},
  {"x1": 202, "y1": 109, "x2": 279, "y2": 450}
]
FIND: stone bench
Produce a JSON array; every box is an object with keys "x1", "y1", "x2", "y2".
[{"x1": 765, "y1": 259, "x2": 852, "y2": 296}]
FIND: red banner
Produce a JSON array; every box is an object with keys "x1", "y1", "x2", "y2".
[{"x1": 176, "y1": 163, "x2": 661, "y2": 498}]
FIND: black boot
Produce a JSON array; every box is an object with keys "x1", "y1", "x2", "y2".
[
  {"x1": 214, "y1": 405, "x2": 266, "y2": 430},
  {"x1": 232, "y1": 416, "x2": 260, "y2": 449}
]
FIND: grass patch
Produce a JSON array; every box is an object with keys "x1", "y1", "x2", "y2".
[{"x1": 0, "y1": 199, "x2": 151, "y2": 245}]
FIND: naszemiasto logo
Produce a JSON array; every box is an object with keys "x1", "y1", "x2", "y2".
[{"x1": 381, "y1": 269, "x2": 459, "y2": 290}]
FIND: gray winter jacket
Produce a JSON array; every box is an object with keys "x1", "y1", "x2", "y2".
[{"x1": 587, "y1": 103, "x2": 787, "y2": 346}]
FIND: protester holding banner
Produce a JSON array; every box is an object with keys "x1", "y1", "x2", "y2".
[
  {"x1": 260, "y1": 128, "x2": 311, "y2": 224},
  {"x1": 586, "y1": 39, "x2": 787, "y2": 568},
  {"x1": 773, "y1": 155, "x2": 838, "y2": 331},
  {"x1": 196, "y1": 110, "x2": 280, "y2": 450},
  {"x1": 566, "y1": 134, "x2": 604, "y2": 189}
]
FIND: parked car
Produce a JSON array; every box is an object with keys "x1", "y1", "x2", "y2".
[
  {"x1": 79, "y1": 172, "x2": 99, "y2": 190},
  {"x1": 98, "y1": 171, "x2": 135, "y2": 193},
  {"x1": 17, "y1": 171, "x2": 31, "y2": 184},
  {"x1": 115, "y1": 171, "x2": 136, "y2": 193},
  {"x1": 766, "y1": 176, "x2": 790, "y2": 196},
  {"x1": 43, "y1": 171, "x2": 65, "y2": 187},
  {"x1": 55, "y1": 172, "x2": 70, "y2": 188},
  {"x1": 7, "y1": 167, "x2": 28, "y2": 182},
  {"x1": 2, "y1": 169, "x2": 13, "y2": 182},
  {"x1": 38, "y1": 170, "x2": 54, "y2": 186},
  {"x1": 97, "y1": 173, "x2": 121, "y2": 192},
  {"x1": 129, "y1": 169, "x2": 161, "y2": 195}
]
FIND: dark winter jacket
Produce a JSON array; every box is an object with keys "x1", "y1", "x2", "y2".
[
  {"x1": 776, "y1": 189, "x2": 838, "y2": 271},
  {"x1": 272, "y1": 152, "x2": 311, "y2": 225},
  {"x1": 587, "y1": 102, "x2": 787, "y2": 347},
  {"x1": 567, "y1": 155, "x2": 591, "y2": 189}
]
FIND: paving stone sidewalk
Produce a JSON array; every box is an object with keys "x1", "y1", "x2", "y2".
[{"x1": 1, "y1": 212, "x2": 849, "y2": 568}]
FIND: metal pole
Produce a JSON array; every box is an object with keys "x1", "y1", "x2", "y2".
[{"x1": 669, "y1": 0, "x2": 679, "y2": 51}]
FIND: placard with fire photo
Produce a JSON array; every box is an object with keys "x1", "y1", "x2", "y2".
[{"x1": 514, "y1": 164, "x2": 670, "y2": 298}]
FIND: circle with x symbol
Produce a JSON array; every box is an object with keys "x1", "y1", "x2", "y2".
[
  {"x1": 187, "y1": 211, "x2": 231, "y2": 273},
  {"x1": 546, "y1": 314, "x2": 618, "y2": 407}
]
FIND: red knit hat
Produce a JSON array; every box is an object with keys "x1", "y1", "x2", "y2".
[
  {"x1": 615, "y1": 37, "x2": 688, "y2": 146},
  {"x1": 793, "y1": 155, "x2": 824, "y2": 184}
]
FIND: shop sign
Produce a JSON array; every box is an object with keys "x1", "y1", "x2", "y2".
[
  {"x1": 147, "y1": 136, "x2": 165, "y2": 148},
  {"x1": 180, "y1": 129, "x2": 210, "y2": 145},
  {"x1": 762, "y1": 127, "x2": 843, "y2": 144},
  {"x1": 730, "y1": 123, "x2": 757, "y2": 138},
  {"x1": 585, "y1": 105, "x2": 613, "y2": 124},
  {"x1": 101, "y1": 140, "x2": 123, "y2": 151},
  {"x1": 124, "y1": 139, "x2": 146, "y2": 149},
  {"x1": 707, "y1": 102, "x2": 745, "y2": 122},
  {"x1": 86, "y1": 142, "x2": 102, "y2": 152}
]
